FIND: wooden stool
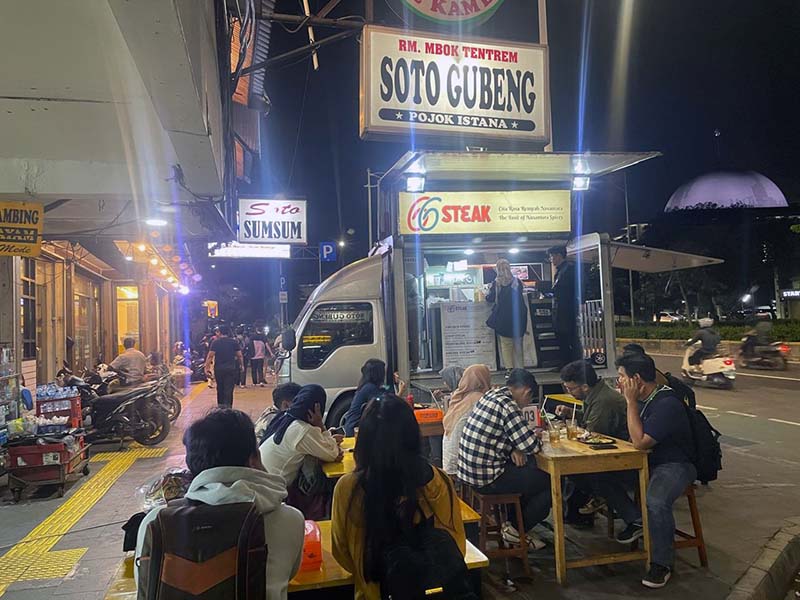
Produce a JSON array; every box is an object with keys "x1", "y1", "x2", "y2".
[
  {"x1": 674, "y1": 485, "x2": 709, "y2": 567},
  {"x1": 606, "y1": 484, "x2": 708, "y2": 567},
  {"x1": 471, "y1": 490, "x2": 531, "y2": 575}
]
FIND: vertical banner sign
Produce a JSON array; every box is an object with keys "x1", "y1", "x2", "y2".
[
  {"x1": 360, "y1": 25, "x2": 550, "y2": 145},
  {"x1": 0, "y1": 201, "x2": 44, "y2": 257},
  {"x1": 238, "y1": 199, "x2": 307, "y2": 245}
]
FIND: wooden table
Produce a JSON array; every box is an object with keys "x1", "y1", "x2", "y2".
[
  {"x1": 104, "y1": 522, "x2": 490, "y2": 598},
  {"x1": 534, "y1": 437, "x2": 651, "y2": 584},
  {"x1": 289, "y1": 520, "x2": 489, "y2": 592},
  {"x1": 322, "y1": 438, "x2": 480, "y2": 525}
]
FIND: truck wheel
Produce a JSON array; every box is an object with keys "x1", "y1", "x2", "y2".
[{"x1": 326, "y1": 394, "x2": 353, "y2": 429}]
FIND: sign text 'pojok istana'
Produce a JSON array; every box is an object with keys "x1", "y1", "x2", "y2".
[{"x1": 360, "y1": 25, "x2": 550, "y2": 144}]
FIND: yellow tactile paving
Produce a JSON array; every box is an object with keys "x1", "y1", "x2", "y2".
[{"x1": 0, "y1": 446, "x2": 167, "y2": 596}]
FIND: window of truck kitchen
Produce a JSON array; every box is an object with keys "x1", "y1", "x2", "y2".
[{"x1": 298, "y1": 303, "x2": 374, "y2": 370}]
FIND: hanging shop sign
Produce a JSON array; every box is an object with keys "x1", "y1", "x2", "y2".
[
  {"x1": 400, "y1": 0, "x2": 505, "y2": 24},
  {"x1": 360, "y1": 25, "x2": 550, "y2": 144},
  {"x1": 208, "y1": 241, "x2": 292, "y2": 259},
  {"x1": 0, "y1": 201, "x2": 44, "y2": 257},
  {"x1": 399, "y1": 190, "x2": 570, "y2": 235},
  {"x1": 780, "y1": 289, "x2": 800, "y2": 300},
  {"x1": 238, "y1": 199, "x2": 307, "y2": 245}
]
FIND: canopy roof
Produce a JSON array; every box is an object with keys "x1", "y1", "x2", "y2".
[
  {"x1": 569, "y1": 234, "x2": 724, "y2": 273},
  {"x1": 381, "y1": 151, "x2": 661, "y2": 184}
]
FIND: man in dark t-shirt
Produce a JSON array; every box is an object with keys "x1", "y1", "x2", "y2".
[
  {"x1": 604, "y1": 352, "x2": 696, "y2": 590},
  {"x1": 204, "y1": 325, "x2": 243, "y2": 407}
]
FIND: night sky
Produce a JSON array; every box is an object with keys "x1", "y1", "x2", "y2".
[{"x1": 215, "y1": 0, "x2": 800, "y2": 317}]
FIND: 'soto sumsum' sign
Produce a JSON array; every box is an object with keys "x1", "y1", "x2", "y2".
[
  {"x1": 360, "y1": 25, "x2": 550, "y2": 145},
  {"x1": 238, "y1": 199, "x2": 307, "y2": 245}
]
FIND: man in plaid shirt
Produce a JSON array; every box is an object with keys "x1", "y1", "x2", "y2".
[{"x1": 458, "y1": 369, "x2": 551, "y2": 549}]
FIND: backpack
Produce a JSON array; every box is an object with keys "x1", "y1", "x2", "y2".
[
  {"x1": 683, "y1": 404, "x2": 723, "y2": 484},
  {"x1": 379, "y1": 470, "x2": 478, "y2": 600},
  {"x1": 137, "y1": 499, "x2": 267, "y2": 600},
  {"x1": 663, "y1": 371, "x2": 696, "y2": 409}
]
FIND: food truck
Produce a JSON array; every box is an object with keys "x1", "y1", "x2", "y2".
[{"x1": 280, "y1": 150, "x2": 723, "y2": 426}]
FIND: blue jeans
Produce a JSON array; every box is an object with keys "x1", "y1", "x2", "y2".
[{"x1": 593, "y1": 462, "x2": 696, "y2": 568}]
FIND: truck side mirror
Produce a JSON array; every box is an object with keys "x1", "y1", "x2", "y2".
[{"x1": 282, "y1": 328, "x2": 297, "y2": 352}]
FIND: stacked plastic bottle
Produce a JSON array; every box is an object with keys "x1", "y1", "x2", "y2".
[{"x1": 35, "y1": 384, "x2": 79, "y2": 412}]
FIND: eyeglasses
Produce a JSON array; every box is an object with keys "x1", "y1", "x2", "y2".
[{"x1": 561, "y1": 382, "x2": 582, "y2": 395}]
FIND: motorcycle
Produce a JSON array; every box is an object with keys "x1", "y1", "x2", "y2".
[
  {"x1": 60, "y1": 374, "x2": 171, "y2": 445},
  {"x1": 172, "y1": 350, "x2": 207, "y2": 382},
  {"x1": 738, "y1": 335, "x2": 791, "y2": 370},
  {"x1": 681, "y1": 341, "x2": 736, "y2": 389}
]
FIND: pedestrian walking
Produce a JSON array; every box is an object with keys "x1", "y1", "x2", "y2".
[{"x1": 204, "y1": 325, "x2": 243, "y2": 407}]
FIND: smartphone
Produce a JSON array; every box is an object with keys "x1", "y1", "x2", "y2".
[
  {"x1": 330, "y1": 426, "x2": 345, "y2": 437},
  {"x1": 590, "y1": 444, "x2": 617, "y2": 450}
]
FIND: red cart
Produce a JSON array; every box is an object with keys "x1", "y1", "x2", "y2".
[{"x1": 7, "y1": 435, "x2": 90, "y2": 502}]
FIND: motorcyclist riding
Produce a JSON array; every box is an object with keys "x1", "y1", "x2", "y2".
[
  {"x1": 741, "y1": 320, "x2": 773, "y2": 357},
  {"x1": 686, "y1": 317, "x2": 721, "y2": 367}
]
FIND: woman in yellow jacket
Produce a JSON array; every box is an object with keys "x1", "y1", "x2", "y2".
[{"x1": 331, "y1": 394, "x2": 466, "y2": 600}]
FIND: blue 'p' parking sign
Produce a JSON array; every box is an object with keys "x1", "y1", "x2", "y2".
[{"x1": 320, "y1": 242, "x2": 337, "y2": 262}]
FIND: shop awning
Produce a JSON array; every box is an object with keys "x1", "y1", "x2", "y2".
[
  {"x1": 568, "y1": 234, "x2": 723, "y2": 273},
  {"x1": 382, "y1": 151, "x2": 661, "y2": 184}
]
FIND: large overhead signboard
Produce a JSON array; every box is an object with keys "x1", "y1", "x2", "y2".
[
  {"x1": 399, "y1": 190, "x2": 570, "y2": 235},
  {"x1": 360, "y1": 25, "x2": 550, "y2": 145},
  {"x1": 238, "y1": 198, "x2": 307, "y2": 245}
]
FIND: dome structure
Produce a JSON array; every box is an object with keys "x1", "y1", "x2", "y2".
[{"x1": 665, "y1": 171, "x2": 788, "y2": 211}]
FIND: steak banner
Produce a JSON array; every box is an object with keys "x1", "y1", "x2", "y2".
[
  {"x1": 360, "y1": 25, "x2": 550, "y2": 144},
  {"x1": 399, "y1": 190, "x2": 570, "y2": 235}
]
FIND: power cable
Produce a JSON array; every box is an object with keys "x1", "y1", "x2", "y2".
[
  {"x1": 0, "y1": 519, "x2": 130, "y2": 552},
  {"x1": 287, "y1": 58, "x2": 312, "y2": 190}
]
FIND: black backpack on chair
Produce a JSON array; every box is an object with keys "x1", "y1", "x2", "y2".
[
  {"x1": 379, "y1": 471, "x2": 477, "y2": 600},
  {"x1": 683, "y1": 404, "x2": 723, "y2": 484}
]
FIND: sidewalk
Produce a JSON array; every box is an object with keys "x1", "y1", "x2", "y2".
[
  {"x1": 1, "y1": 382, "x2": 796, "y2": 599},
  {"x1": 0, "y1": 382, "x2": 275, "y2": 600}
]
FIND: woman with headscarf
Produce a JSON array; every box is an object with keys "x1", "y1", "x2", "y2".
[
  {"x1": 259, "y1": 384, "x2": 343, "y2": 487},
  {"x1": 441, "y1": 365, "x2": 492, "y2": 475},
  {"x1": 486, "y1": 258, "x2": 528, "y2": 369},
  {"x1": 432, "y1": 366, "x2": 465, "y2": 410}
]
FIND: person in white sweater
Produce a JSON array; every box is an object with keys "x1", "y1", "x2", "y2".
[
  {"x1": 135, "y1": 409, "x2": 304, "y2": 600},
  {"x1": 260, "y1": 384, "x2": 343, "y2": 487}
]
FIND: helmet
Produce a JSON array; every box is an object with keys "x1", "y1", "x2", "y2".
[{"x1": 698, "y1": 317, "x2": 714, "y2": 328}]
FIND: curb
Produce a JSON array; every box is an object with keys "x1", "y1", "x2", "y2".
[{"x1": 725, "y1": 516, "x2": 800, "y2": 600}]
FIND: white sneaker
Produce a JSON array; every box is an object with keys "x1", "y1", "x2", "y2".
[{"x1": 500, "y1": 522, "x2": 546, "y2": 551}]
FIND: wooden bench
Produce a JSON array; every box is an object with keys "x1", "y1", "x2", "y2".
[{"x1": 104, "y1": 520, "x2": 489, "y2": 598}]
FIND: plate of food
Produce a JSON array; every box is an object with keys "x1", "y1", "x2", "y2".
[{"x1": 578, "y1": 432, "x2": 616, "y2": 445}]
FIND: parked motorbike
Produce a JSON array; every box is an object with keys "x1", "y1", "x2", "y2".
[
  {"x1": 59, "y1": 374, "x2": 171, "y2": 445},
  {"x1": 681, "y1": 341, "x2": 736, "y2": 389},
  {"x1": 738, "y1": 335, "x2": 791, "y2": 370},
  {"x1": 172, "y1": 350, "x2": 207, "y2": 382}
]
